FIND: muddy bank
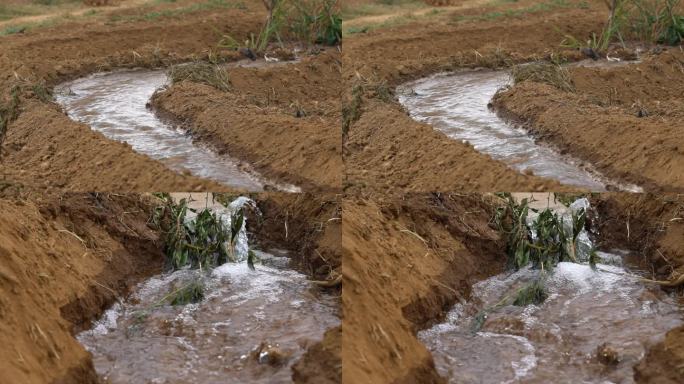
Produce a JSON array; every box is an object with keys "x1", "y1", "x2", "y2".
[
  {"x1": 0, "y1": 193, "x2": 165, "y2": 384},
  {"x1": 492, "y1": 50, "x2": 684, "y2": 192},
  {"x1": 343, "y1": 0, "x2": 606, "y2": 192},
  {"x1": 342, "y1": 193, "x2": 506, "y2": 383},
  {"x1": 0, "y1": 3, "x2": 267, "y2": 192},
  {"x1": 588, "y1": 193, "x2": 684, "y2": 383},
  {"x1": 0, "y1": 192, "x2": 342, "y2": 384},
  {"x1": 151, "y1": 50, "x2": 343, "y2": 193}
]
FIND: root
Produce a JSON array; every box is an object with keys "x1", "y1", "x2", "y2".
[
  {"x1": 640, "y1": 273, "x2": 684, "y2": 287},
  {"x1": 311, "y1": 274, "x2": 342, "y2": 288}
]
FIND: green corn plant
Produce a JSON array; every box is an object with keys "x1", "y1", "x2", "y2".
[{"x1": 152, "y1": 194, "x2": 249, "y2": 271}]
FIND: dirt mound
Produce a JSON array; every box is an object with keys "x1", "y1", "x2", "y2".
[
  {"x1": 151, "y1": 50, "x2": 343, "y2": 192},
  {"x1": 492, "y1": 49, "x2": 684, "y2": 191},
  {"x1": 342, "y1": 193, "x2": 506, "y2": 383}
]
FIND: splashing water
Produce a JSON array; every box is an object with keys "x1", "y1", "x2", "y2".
[
  {"x1": 419, "y1": 198, "x2": 682, "y2": 383},
  {"x1": 78, "y1": 197, "x2": 338, "y2": 383}
]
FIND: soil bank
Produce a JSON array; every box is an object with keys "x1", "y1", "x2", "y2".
[{"x1": 492, "y1": 49, "x2": 684, "y2": 192}]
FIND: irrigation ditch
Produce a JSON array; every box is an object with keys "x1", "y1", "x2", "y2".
[
  {"x1": 0, "y1": 192, "x2": 341, "y2": 384},
  {"x1": 54, "y1": 59, "x2": 304, "y2": 193},
  {"x1": 342, "y1": 192, "x2": 684, "y2": 384},
  {"x1": 396, "y1": 61, "x2": 644, "y2": 192}
]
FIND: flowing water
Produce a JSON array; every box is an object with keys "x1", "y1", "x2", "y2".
[
  {"x1": 54, "y1": 66, "x2": 299, "y2": 192},
  {"x1": 78, "y1": 197, "x2": 338, "y2": 383},
  {"x1": 396, "y1": 69, "x2": 641, "y2": 192},
  {"x1": 419, "y1": 198, "x2": 682, "y2": 383}
]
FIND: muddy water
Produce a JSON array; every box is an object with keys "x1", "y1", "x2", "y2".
[
  {"x1": 420, "y1": 199, "x2": 682, "y2": 383},
  {"x1": 78, "y1": 197, "x2": 338, "y2": 383},
  {"x1": 54, "y1": 69, "x2": 298, "y2": 192},
  {"x1": 397, "y1": 70, "x2": 640, "y2": 192}
]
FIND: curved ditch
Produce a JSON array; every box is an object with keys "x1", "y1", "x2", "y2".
[
  {"x1": 419, "y1": 196, "x2": 682, "y2": 383},
  {"x1": 54, "y1": 64, "x2": 299, "y2": 192},
  {"x1": 77, "y1": 195, "x2": 339, "y2": 383},
  {"x1": 396, "y1": 69, "x2": 642, "y2": 192}
]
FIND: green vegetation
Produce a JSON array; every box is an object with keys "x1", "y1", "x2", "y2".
[
  {"x1": 341, "y1": 0, "x2": 422, "y2": 20},
  {"x1": 148, "y1": 194, "x2": 259, "y2": 307},
  {"x1": 561, "y1": 0, "x2": 684, "y2": 52},
  {"x1": 167, "y1": 62, "x2": 231, "y2": 91},
  {"x1": 510, "y1": 63, "x2": 575, "y2": 92},
  {"x1": 0, "y1": 0, "x2": 81, "y2": 22},
  {"x1": 168, "y1": 279, "x2": 205, "y2": 305},
  {"x1": 220, "y1": 0, "x2": 341, "y2": 53},
  {"x1": 152, "y1": 194, "x2": 246, "y2": 271},
  {"x1": 472, "y1": 193, "x2": 594, "y2": 330}
]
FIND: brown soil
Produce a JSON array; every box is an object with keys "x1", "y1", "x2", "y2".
[
  {"x1": 343, "y1": 0, "x2": 609, "y2": 192},
  {"x1": 151, "y1": 50, "x2": 343, "y2": 193},
  {"x1": 0, "y1": 193, "x2": 165, "y2": 384},
  {"x1": 0, "y1": 1, "x2": 326, "y2": 193},
  {"x1": 590, "y1": 193, "x2": 684, "y2": 383},
  {"x1": 342, "y1": 193, "x2": 507, "y2": 383},
  {"x1": 493, "y1": 49, "x2": 684, "y2": 192}
]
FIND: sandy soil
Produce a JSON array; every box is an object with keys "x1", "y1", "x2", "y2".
[
  {"x1": 151, "y1": 50, "x2": 343, "y2": 193},
  {"x1": 342, "y1": 193, "x2": 506, "y2": 383},
  {"x1": 343, "y1": 0, "x2": 608, "y2": 192},
  {"x1": 493, "y1": 50, "x2": 684, "y2": 192}
]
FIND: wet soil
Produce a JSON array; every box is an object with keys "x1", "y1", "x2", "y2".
[
  {"x1": 342, "y1": 193, "x2": 507, "y2": 383},
  {"x1": 0, "y1": 193, "x2": 165, "y2": 384},
  {"x1": 492, "y1": 50, "x2": 684, "y2": 192},
  {"x1": 342, "y1": 191, "x2": 684, "y2": 383}
]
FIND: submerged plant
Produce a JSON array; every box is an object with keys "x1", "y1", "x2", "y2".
[
  {"x1": 168, "y1": 279, "x2": 205, "y2": 306},
  {"x1": 512, "y1": 279, "x2": 548, "y2": 306},
  {"x1": 481, "y1": 193, "x2": 594, "y2": 329}
]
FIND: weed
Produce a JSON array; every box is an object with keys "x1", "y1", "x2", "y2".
[
  {"x1": 512, "y1": 279, "x2": 548, "y2": 306},
  {"x1": 510, "y1": 63, "x2": 575, "y2": 92},
  {"x1": 167, "y1": 62, "x2": 231, "y2": 91},
  {"x1": 152, "y1": 194, "x2": 246, "y2": 270},
  {"x1": 168, "y1": 279, "x2": 205, "y2": 305},
  {"x1": 561, "y1": 0, "x2": 683, "y2": 52},
  {"x1": 220, "y1": 0, "x2": 340, "y2": 54}
]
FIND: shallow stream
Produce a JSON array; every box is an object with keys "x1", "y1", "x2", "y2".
[
  {"x1": 419, "y1": 198, "x2": 682, "y2": 383},
  {"x1": 78, "y1": 196, "x2": 338, "y2": 383},
  {"x1": 54, "y1": 62, "x2": 299, "y2": 192},
  {"x1": 397, "y1": 68, "x2": 641, "y2": 192}
]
